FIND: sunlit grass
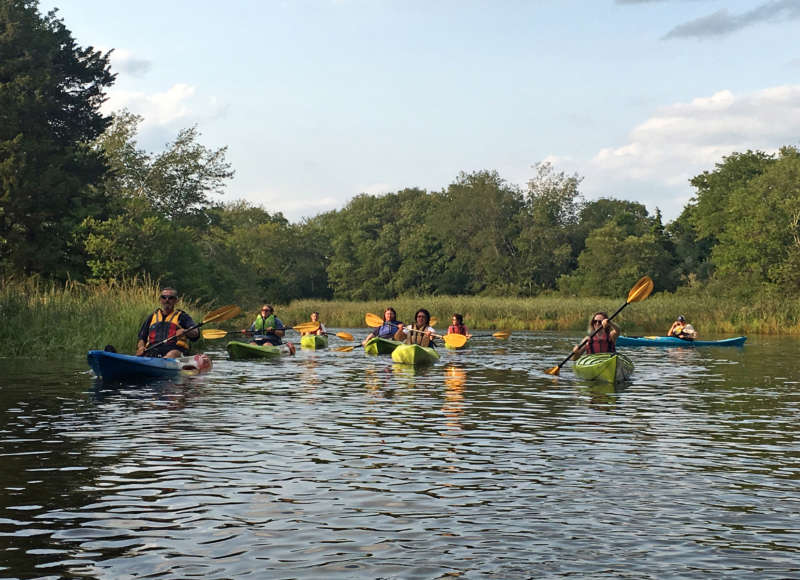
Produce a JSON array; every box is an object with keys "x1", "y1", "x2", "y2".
[{"x1": 3, "y1": 276, "x2": 799, "y2": 357}]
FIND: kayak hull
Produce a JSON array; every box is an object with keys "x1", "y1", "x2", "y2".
[
  {"x1": 227, "y1": 340, "x2": 281, "y2": 359},
  {"x1": 300, "y1": 334, "x2": 328, "y2": 350},
  {"x1": 87, "y1": 350, "x2": 181, "y2": 382},
  {"x1": 617, "y1": 336, "x2": 747, "y2": 347},
  {"x1": 391, "y1": 344, "x2": 440, "y2": 366},
  {"x1": 574, "y1": 353, "x2": 634, "y2": 383},
  {"x1": 364, "y1": 337, "x2": 402, "y2": 355}
]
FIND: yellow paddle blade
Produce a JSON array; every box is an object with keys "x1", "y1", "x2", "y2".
[
  {"x1": 365, "y1": 312, "x2": 383, "y2": 327},
  {"x1": 202, "y1": 329, "x2": 228, "y2": 339},
  {"x1": 334, "y1": 345, "x2": 355, "y2": 352},
  {"x1": 443, "y1": 333, "x2": 468, "y2": 348},
  {"x1": 292, "y1": 321, "x2": 320, "y2": 334},
  {"x1": 493, "y1": 331, "x2": 511, "y2": 340},
  {"x1": 544, "y1": 366, "x2": 561, "y2": 376},
  {"x1": 202, "y1": 304, "x2": 241, "y2": 324},
  {"x1": 430, "y1": 317, "x2": 438, "y2": 326},
  {"x1": 627, "y1": 276, "x2": 654, "y2": 303},
  {"x1": 336, "y1": 332, "x2": 354, "y2": 341}
]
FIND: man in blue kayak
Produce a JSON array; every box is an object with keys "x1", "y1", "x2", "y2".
[
  {"x1": 136, "y1": 287, "x2": 200, "y2": 358},
  {"x1": 667, "y1": 315, "x2": 697, "y2": 341},
  {"x1": 361, "y1": 307, "x2": 404, "y2": 346}
]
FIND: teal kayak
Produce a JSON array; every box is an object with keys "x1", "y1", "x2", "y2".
[
  {"x1": 617, "y1": 335, "x2": 746, "y2": 347},
  {"x1": 391, "y1": 344, "x2": 440, "y2": 366},
  {"x1": 87, "y1": 350, "x2": 211, "y2": 381},
  {"x1": 300, "y1": 334, "x2": 328, "y2": 349},
  {"x1": 574, "y1": 353, "x2": 634, "y2": 383},
  {"x1": 364, "y1": 337, "x2": 402, "y2": 355},
  {"x1": 227, "y1": 340, "x2": 282, "y2": 359}
]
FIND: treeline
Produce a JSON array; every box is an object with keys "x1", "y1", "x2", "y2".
[{"x1": 2, "y1": 1, "x2": 799, "y2": 307}]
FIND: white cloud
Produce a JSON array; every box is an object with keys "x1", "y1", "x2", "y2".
[
  {"x1": 110, "y1": 49, "x2": 152, "y2": 77},
  {"x1": 102, "y1": 83, "x2": 228, "y2": 148},
  {"x1": 566, "y1": 85, "x2": 800, "y2": 220}
]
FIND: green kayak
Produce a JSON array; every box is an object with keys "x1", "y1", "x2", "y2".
[
  {"x1": 391, "y1": 343, "x2": 440, "y2": 366},
  {"x1": 364, "y1": 337, "x2": 402, "y2": 355},
  {"x1": 573, "y1": 353, "x2": 634, "y2": 383},
  {"x1": 227, "y1": 340, "x2": 282, "y2": 360},
  {"x1": 300, "y1": 334, "x2": 328, "y2": 350}
]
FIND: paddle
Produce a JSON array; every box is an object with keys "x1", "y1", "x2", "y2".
[
  {"x1": 201, "y1": 321, "x2": 323, "y2": 339},
  {"x1": 544, "y1": 275, "x2": 654, "y2": 376},
  {"x1": 144, "y1": 304, "x2": 242, "y2": 353}
]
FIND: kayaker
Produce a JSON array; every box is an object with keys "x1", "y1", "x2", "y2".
[
  {"x1": 447, "y1": 313, "x2": 472, "y2": 339},
  {"x1": 303, "y1": 311, "x2": 326, "y2": 335},
  {"x1": 244, "y1": 304, "x2": 287, "y2": 346},
  {"x1": 136, "y1": 287, "x2": 200, "y2": 358},
  {"x1": 572, "y1": 311, "x2": 619, "y2": 358},
  {"x1": 394, "y1": 308, "x2": 437, "y2": 348},
  {"x1": 667, "y1": 315, "x2": 697, "y2": 340},
  {"x1": 362, "y1": 307, "x2": 404, "y2": 346}
]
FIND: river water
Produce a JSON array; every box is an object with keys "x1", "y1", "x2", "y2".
[{"x1": 1, "y1": 331, "x2": 798, "y2": 579}]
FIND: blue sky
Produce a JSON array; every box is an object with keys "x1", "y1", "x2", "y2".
[{"x1": 41, "y1": 0, "x2": 800, "y2": 223}]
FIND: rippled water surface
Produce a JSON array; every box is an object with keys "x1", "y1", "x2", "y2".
[{"x1": 2, "y1": 332, "x2": 799, "y2": 579}]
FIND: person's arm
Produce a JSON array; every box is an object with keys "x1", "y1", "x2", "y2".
[
  {"x1": 362, "y1": 331, "x2": 376, "y2": 346},
  {"x1": 178, "y1": 312, "x2": 200, "y2": 341},
  {"x1": 571, "y1": 337, "x2": 588, "y2": 359},
  {"x1": 136, "y1": 316, "x2": 150, "y2": 355},
  {"x1": 272, "y1": 317, "x2": 285, "y2": 338},
  {"x1": 603, "y1": 319, "x2": 619, "y2": 342}
]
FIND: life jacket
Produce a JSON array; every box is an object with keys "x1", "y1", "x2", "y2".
[
  {"x1": 146, "y1": 309, "x2": 189, "y2": 350},
  {"x1": 586, "y1": 331, "x2": 615, "y2": 354},
  {"x1": 376, "y1": 321, "x2": 399, "y2": 338},
  {"x1": 253, "y1": 313, "x2": 277, "y2": 333},
  {"x1": 448, "y1": 324, "x2": 468, "y2": 335},
  {"x1": 405, "y1": 324, "x2": 434, "y2": 347}
]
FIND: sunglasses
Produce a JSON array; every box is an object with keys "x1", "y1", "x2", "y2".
[
  {"x1": 592, "y1": 319, "x2": 603, "y2": 325},
  {"x1": 160, "y1": 295, "x2": 178, "y2": 301}
]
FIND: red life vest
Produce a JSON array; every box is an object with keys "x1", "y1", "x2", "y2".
[
  {"x1": 448, "y1": 324, "x2": 468, "y2": 335},
  {"x1": 146, "y1": 309, "x2": 189, "y2": 350},
  {"x1": 587, "y1": 332, "x2": 615, "y2": 353}
]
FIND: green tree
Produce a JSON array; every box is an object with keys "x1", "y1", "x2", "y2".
[
  {"x1": 0, "y1": 0, "x2": 115, "y2": 277},
  {"x1": 711, "y1": 147, "x2": 800, "y2": 295},
  {"x1": 514, "y1": 162, "x2": 583, "y2": 294}
]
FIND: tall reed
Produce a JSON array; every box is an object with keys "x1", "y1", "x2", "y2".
[{"x1": 0, "y1": 276, "x2": 204, "y2": 356}]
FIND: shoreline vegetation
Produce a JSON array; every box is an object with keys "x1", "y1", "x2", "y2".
[{"x1": 2, "y1": 278, "x2": 796, "y2": 357}]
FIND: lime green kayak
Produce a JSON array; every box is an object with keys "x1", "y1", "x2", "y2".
[
  {"x1": 391, "y1": 343, "x2": 440, "y2": 366},
  {"x1": 364, "y1": 337, "x2": 402, "y2": 355},
  {"x1": 300, "y1": 334, "x2": 328, "y2": 350},
  {"x1": 227, "y1": 340, "x2": 281, "y2": 360},
  {"x1": 574, "y1": 353, "x2": 634, "y2": 383}
]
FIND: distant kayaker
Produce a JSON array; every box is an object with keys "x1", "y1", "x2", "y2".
[
  {"x1": 395, "y1": 308, "x2": 436, "y2": 348},
  {"x1": 572, "y1": 311, "x2": 619, "y2": 358},
  {"x1": 136, "y1": 287, "x2": 200, "y2": 358},
  {"x1": 447, "y1": 313, "x2": 472, "y2": 339},
  {"x1": 362, "y1": 307, "x2": 403, "y2": 346},
  {"x1": 667, "y1": 315, "x2": 697, "y2": 340},
  {"x1": 303, "y1": 311, "x2": 326, "y2": 335},
  {"x1": 244, "y1": 304, "x2": 287, "y2": 346}
]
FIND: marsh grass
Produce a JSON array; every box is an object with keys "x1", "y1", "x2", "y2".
[
  {"x1": 0, "y1": 277, "x2": 206, "y2": 356},
  {"x1": 3, "y1": 276, "x2": 799, "y2": 357}
]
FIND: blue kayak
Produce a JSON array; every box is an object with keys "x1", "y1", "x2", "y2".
[
  {"x1": 87, "y1": 350, "x2": 182, "y2": 381},
  {"x1": 616, "y1": 336, "x2": 747, "y2": 348}
]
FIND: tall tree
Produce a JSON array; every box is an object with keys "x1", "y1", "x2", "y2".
[{"x1": 0, "y1": 0, "x2": 115, "y2": 277}]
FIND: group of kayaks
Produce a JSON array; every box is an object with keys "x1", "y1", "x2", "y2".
[
  {"x1": 571, "y1": 335, "x2": 747, "y2": 384},
  {"x1": 87, "y1": 331, "x2": 747, "y2": 385}
]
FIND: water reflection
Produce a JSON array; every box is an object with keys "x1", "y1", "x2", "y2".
[{"x1": 2, "y1": 333, "x2": 800, "y2": 578}]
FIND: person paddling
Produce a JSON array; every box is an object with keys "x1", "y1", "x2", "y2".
[
  {"x1": 447, "y1": 313, "x2": 472, "y2": 339},
  {"x1": 136, "y1": 287, "x2": 200, "y2": 358},
  {"x1": 244, "y1": 304, "x2": 295, "y2": 354},
  {"x1": 304, "y1": 311, "x2": 326, "y2": 336},
  {"x1": 571, "y1": 311, "x2": 619, "y2": 358},
  {"x1": 394, "y1": 308, "x2": 437, "y2": 348},
  {"x1": 667, "y1": 315, "x2": 697, "y2": 340},
  {"x1": 362, "y1": 307, "x2": 403, "y2": 346}
]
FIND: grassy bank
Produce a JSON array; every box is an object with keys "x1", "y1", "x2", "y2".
[
  {"x1": 0, "y1": 277, "x2": 205, "y2": 356},
  {"x1": 3, "y1": 277, "x2": 798, "y2": 356}
]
